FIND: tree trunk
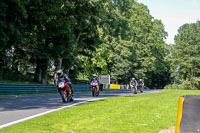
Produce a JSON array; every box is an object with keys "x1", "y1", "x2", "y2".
[
  {"x1": 41, "y1": 61, "x2": 48, "y2": 84},
  {"x1": 34, "y1": 58, "x2": 49, "y2": 84},
  {"x1": 34, "y1": 59, "x2": 42, "y2": 83},
  {"x1": 54, "y1": 58, "x2": 63, "y2": 71},
  {"x1": 58, "y1": 58, "x2": 62, "y2": 69},
  {"x1": 0, "y1": 55, "x2": 3, "y2": 80}
]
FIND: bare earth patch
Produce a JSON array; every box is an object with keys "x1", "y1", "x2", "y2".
[{"x1": 158, "y1": 126, "x2": 175, "y2": 133}]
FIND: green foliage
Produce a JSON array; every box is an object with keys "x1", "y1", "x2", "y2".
[
  {"x1": 0, "y1": 0, "x2": 170, "y2": 88},
  {"x1": 0, "y1": 0, "x2": 30, "y2": 80},
  {"x1": 165, "y1": 77, "x2": 200, "y2": 90},
  {"x1": 164, "y1": 84, "x2": 183, "y2": 90},
  {"x1": 103, "y1": 1, "x2": 170, "y2": 87},
  {"x1": 170, "y1": 21, "x2": 200, "y2": 88}
]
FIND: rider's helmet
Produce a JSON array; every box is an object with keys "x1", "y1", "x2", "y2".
[
  {"x1": 139, "y1": 79, "x2": 142, "y2": 81},
  {"x1": 92, "y1": 74, "x2": 97, "y2": 78},
  {"x1": 57, "y1": 69, "x2": 63, "y2": 77},
  {"x1": 132, "y1": 78, "x2": 135, "y2": 81}
]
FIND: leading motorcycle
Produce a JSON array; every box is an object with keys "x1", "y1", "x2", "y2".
[
  {"x1": 57, "y1": 80, "x2": 74, "y2": 102},
  {"x1": 131, "y1": 85, "x2": 137, "y2": 94}
]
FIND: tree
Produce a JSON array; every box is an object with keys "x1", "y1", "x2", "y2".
[
  {"x1": 171, "y1": 21, "x2": 200, "y2": 81},
  {"x1": 24, "y1": 0, "x2": 78, "y2": 83},
  {"x1": 0, "y1": 0, "x2": 28, "y2": 80},
  {"x1": 0, "y1": 0, "x2": 170, "y2": 88},
  {"x1": 101, "y1": 1, "x2": 170, "y2": 87}
]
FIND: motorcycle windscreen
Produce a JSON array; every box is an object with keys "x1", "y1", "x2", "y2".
[
  {"x1": 180, "y1": 95, "x2": 200, "y2": 133},
  {"x1": 91, "y1": 79, "x2": 97, "y2": 82}
]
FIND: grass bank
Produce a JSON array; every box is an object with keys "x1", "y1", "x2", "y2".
[{"x1": 1, "y1": 89, "x2": 200, "y2": 133}]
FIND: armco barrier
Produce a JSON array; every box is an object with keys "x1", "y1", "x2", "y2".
[{"x1": 0, "y1": 83, "x2": 90, "y2": 95}]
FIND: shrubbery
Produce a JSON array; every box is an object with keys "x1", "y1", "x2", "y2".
[{"x1": 164, "y1": 77, "x2": 200, "y2": 90}]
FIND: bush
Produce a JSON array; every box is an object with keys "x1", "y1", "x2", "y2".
[
  {"x1": 2, "y1": 72, "x2": 34, "y2": 82},
  {"x1": 164, "y1": 77, "x2": 200, "y2": 90},
  {"x1": 164, "y1": 84, "x2": 184, "y2": 90},
  {"x1": 190, "y1": 77, "x2": 200, "y2": 90}
]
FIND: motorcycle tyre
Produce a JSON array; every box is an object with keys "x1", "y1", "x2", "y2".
[
  {"x1": 92, "y1": 88, "x2": 95, "y2": 96},
  {"x1": 69, "y1": 96, "x2": 74, "y2": 101},
  {"x1": 59, "y1": 90, "x2": 67, "y2": 102},
  {"x1": 139, "y1": 87, "x2": 143, "y2": 93},
  {"x1": 96, "y1": 90, "x2": 99, "y2": 96},
  {"x1": 133, "y1": 88, "x2": 137, "y2": 94}
]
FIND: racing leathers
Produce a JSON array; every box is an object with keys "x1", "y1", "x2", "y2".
[
  {"x1": 90, "y1": 77, "x2": 100, "y2": 92},
  {"x1": 54, "y1": 73, "x2": 73, "y2": 97},
  {"x1": 130, "y1": 79, "x2": 138, "y2": 89}
]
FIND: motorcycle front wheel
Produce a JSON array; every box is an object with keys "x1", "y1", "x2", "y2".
[
  {"x1": 132, "y1": 87, "x2": 137, "y2": 94},
  {"x1": 95, "y1": 88, "x2": 99, "y2": 96},
  {"x1": 59, "y1": 90, "x2": 67, "y2": 102},
  {"x1": 92, "y1": 87, "x2": 95, "y2": 96},
  {"x1": 139, "y1": 87, "x2": 143, "y2": 93}
]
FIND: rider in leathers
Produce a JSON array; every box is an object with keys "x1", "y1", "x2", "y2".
[
  {"x1": 130, "y1": 78, "x2": 138, "y2": 90},
  {"x1": 54, "y1": 69, "x2": 73, "y2": 98},
  {"x1": 90, "y1": 74, "x2": 100, "y2": 92},
  {"x1": 138, "y1": 79, "x2": 144, "y2": 92}
]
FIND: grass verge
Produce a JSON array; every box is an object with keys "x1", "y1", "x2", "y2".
[{"x1": 1, "y1": 89, "x2": 200, "y2": 133}]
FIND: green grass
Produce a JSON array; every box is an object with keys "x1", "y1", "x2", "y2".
[{"x1": 1, "y1": 89, "x2": 200, "y2": 133}]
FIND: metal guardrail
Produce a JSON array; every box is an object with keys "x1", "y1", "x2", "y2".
[{"x1": 0, "y1": 83, "x2": 90, "y2": 95}]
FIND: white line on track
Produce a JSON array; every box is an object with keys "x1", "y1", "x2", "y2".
[{"x1": 0, "y1": 97, "x2": 105, "y2": 129}]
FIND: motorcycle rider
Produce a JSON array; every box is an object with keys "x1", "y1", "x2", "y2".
[
  {"x1": 54, "y1": 69, "x2": 73, "y2": 98},
  {"x1": 138, "y1": 79, "x2": 144, "y2": 92},
  {"x1": 90, "y1": 74, "x2": 100, "y2": 92},
  {"x1": 130, "y1": 78, "x2": 138, "y2": 92}
]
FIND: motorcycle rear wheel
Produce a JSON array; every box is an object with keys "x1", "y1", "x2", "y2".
[{"x1": 69, "y1": 96, "x2": 74, "y2": 101}]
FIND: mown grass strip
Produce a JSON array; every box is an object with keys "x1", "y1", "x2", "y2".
[{"x1": 1, "y1": 89, "x2": 200, "y2": 133}]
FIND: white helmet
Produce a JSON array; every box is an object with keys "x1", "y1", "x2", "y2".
[
  {"x1": 57, "y1": 69, "x2": 63, "y2": 77},
  {"x1": 132, "y1": 78, "x2": 135, "y2": 80},
  {"x1": 92, "y1": 74, "x2": 96, "y2": 77}
]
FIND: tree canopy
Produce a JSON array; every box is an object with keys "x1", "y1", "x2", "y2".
[
  {"x1": 170, "y1": 21, "x2": 200, "y2": 88},
  {"x1": 0, "y1": 0, "x2": 170, "y2": 88}
]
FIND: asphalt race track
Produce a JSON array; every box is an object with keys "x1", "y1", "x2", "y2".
[{"x1": 0, "y1": 89, "x2": 162, "y2": 129}]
